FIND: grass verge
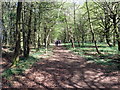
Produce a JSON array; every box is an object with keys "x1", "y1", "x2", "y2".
[
  {"x1": 64, "y1": 43, "x2": 120, "y2": 71},
  {"x1": 2, "y1": 47, "x2": 53, "y2": 80}
]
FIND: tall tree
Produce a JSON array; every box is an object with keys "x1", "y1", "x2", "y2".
[
  {"x1": 26, "y1": 3, "x2": 33, "y2": 57},
  {"x1": 12, "y1": 2, "x2": 22, "y2": 66},
  {"x1": 22, "y1": 3, "x2": 27, "y2": 57},
  {"x1": 86, "y1": 0, "x2": 101, "y2": 54}
]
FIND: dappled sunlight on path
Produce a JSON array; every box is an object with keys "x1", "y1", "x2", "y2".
[{"x1": 2, "y1": 46, "x2": 120, "y2": 89}]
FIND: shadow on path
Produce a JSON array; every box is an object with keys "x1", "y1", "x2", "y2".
[{"x1": 2, "y1": 46, "x2": 120, "y2": 89}]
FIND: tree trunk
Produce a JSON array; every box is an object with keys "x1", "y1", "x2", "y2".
[
  {"x1": 71, "y1": 39, "x2": 75, "y2": 48},
  {"x1": 26, "y1": 5, "x2": 32, "y2": 57},
  {"x1": 77, "y1": 36, "x2": 80, "y2": 47},
  {"x1": 0, "y1": 2, "x2": 3, "y2": 64},
  {"x1": 116, "y1": 33, "x2": 120, "y2": 51},
  {"x1": 22, "y1": 6, "x2": 27, "y2": 57},
  {"x1": 105, "y1": 32, "x2": 112, "y2": 47},
  {"x1": 112, "y1": 14, "x2": 120, "y2": 51},
  {"x1": 118, "y1": 40, "x2": 120, "y2": 51},
  {"x1": 13, "y1": 2, "x2": 22, "y2": 66},
  {"x1": 44, "y1": 26, "x2": 47, "y2": 49},
  {"x1": 86, "y1": 0, "x2": 101, "y2": 54},
  {"x1": 63, "y1": 28, "x2": 67, "y2": 43},
  {"x1": 69, "y1": 30, "x2": 75, "y2": 48},
  {"x1": 33, "y1": 9, "x2": 37, "y2": 49},
  {"x1": 37, "y1": 6, "x2": 41, "y2": 51},
  {"x1": 37, "y1": 34, "x2": 41, "y2": 50},
  {"x1": 113, "y1": 32, "x2": 116, "y2": 46},
  {"x1": 81, "y1": 29, "x2": 85, "y2": 46}
]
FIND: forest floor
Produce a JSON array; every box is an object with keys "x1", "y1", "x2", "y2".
[{"x1": 2, "y1": 46, "x2": 120, "y2": 89}]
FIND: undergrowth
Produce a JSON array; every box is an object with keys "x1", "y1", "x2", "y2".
[{"x1": 2, "y1": 47, "x2": 52, "y2": 80}]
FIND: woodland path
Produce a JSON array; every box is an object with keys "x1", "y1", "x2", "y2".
[{"x1": 3, "y1": 46, "x2": 120, "y2": 89}]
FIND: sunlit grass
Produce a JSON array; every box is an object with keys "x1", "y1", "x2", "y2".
[{"x1": 65, "y1": 42, "x2": 120, "y2": 71}]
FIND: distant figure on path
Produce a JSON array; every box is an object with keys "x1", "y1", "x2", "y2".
[
  {"x1": 58, "y1": 40, "x2": 61, "y2": 44},
  {"x1": 55, "y1": 40, "x2": 61, "y2": 46}
]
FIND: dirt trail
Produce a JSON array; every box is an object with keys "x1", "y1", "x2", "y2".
[{"x1": 3, "y1": 46, "x2": 120, "y2": 89}]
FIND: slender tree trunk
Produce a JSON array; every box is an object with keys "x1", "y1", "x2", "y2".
[
  {"x1": 37, "y1": 25, "x2": 41, "y2": 51},
  {"x1": 71, "y1": 39, "x2": 75, "y2": 48},
  {"x1": 26, "y1": 4, "x2": 32, "y2": 57},
  {"x1": 115, "y1": 27, "x2": 120, "y2": 51},
  {"x1": 22, "y1": 5, "x2": 27, "y2": 57},
  {"x1": 37, "y1": 5, "x2": 41, "y2": 51},
  {"x1": 69, "y1": 29, "x2": 75, "y2": 48},
  {"x1": 113, "y1": 32, "x2": 116, "y2": 46},
  {"x1": 44, "y1": 26, "x2": 47, "y2": 49},
  {"x1": 73, "y1": 2, "x2": 76, "y2": 48},
  {"x1": 34, "y1": 9, "x2": 37, "y2": 49},
  {"x1": 64, "y1": 17, "x2": 69, "y2": 43},
  {"x1": 65, "y1": 16, "x2": 75, "y2": 48},
  {"x1": 118, "y1": 23, "x2": 120, "y2": 51},
  {"x1": 46, "y1": 34, "x2": 50, "y2": 52},
  {"x1": 77, "y1": 35, "x2": 80, "y2": 47},
  {"x1": 86, "y1": 0, "x2": 101, "y2": 54},
  {"x1": 82, "y1": 34, "x2": 84, "y2": 46},
  {"x1": 118, "y1": 40, "x2": 120, "y2": 51},
  {"x1": 0, "y1": 2, "x2": 3, "y2": 68},
  {"x1": 82, "y1": 29, "x2": 85, "y2": 46},
  {"x1": 37, "y1": 34, "x2": 41, "y2": 50},
  {"x1": 44, "y1": 26, "x2": 51, "y2": 53},
  {"x1": 64, "y1": 28, "x2": 67, "y2": 43},
  {"x1": 9, "y1": 7, "x2": 14, "y2": 47}
]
